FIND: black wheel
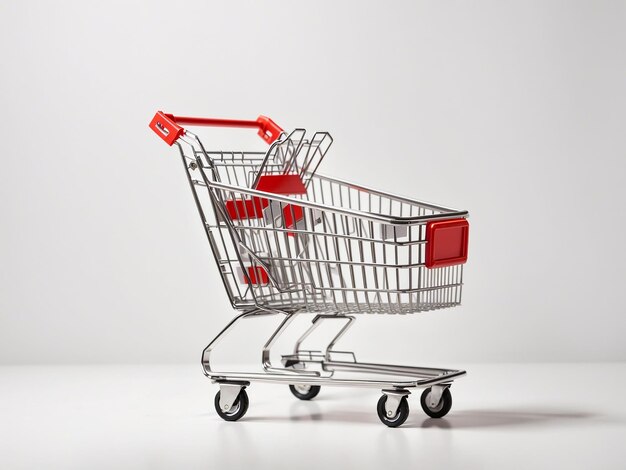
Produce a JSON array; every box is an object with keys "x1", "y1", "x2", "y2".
[
  {"x1": 376, "y1": 395, "x2": 409, "y2": 427},
  {"x1": 420, "y1": 387, "x2": 452, "y2": 418},
  {"x1": 214, "y1": 389, "x2": 249, "y2": 422},
  {"x1": 289, "y1": 384, "x2": 321, "y2": 400}
]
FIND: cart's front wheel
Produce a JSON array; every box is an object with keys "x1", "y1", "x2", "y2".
[
  {"x1": 376, "y1": 395, "x2": 409, "y2": 427},
  {"x1": 214, "y1": 389, "x2": 249, "y2": 422},
  {"x1": 289, "y1": 384, "x2": 321, "y2": 400},
  {"x1": 420, "y1": 387, "x2": 452, "y2": 418}
]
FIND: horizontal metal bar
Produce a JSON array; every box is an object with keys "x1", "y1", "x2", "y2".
[
  {"x1": 206, "y1": 180, "x2": 469, "y2": 225},
  {"x1": 416, "y1": 370, "x2": 467, "y2": 387},
  {"x1": 239, "y1": 284, "x2": 461, "y2": 298},
  {"x1": 230, "y1": 254, "x2": 428, "y2": 269},
  {"x1": 230, "y1": 225, "x2": 428, "y2": 247},
  {"x1": 304, "y1": 283, "x2": 463, "y2": 295},
  {"x1": 176, "y1": 116, "x2": 262, "y2": 128},
  {"x1": 207, "y1": 367, "x2": 466, "y2": 389},
  {"x1": 324, "y1": 361, "x2": 460, "y2": 378},
  {"x1": 208, "y1": 372, "x2": 418, "y2": 388}
]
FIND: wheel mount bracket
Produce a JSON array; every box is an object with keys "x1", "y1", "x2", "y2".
[
  {"x1": 428, "y1": 384, "x2": 450, "y2": 408},
  {"x1": 218, "y1": 383, "x2": 245, "y2": 412},
  {"x1": 382, "y1": 389, "x2": 410, "y2": 417}
]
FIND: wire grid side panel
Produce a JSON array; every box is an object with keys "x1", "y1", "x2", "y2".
[
  {"x1": 196, "y1": 150, "x2": 451, "y2": 220},
  {"x1": 306, "y1": 174, "x2": 450, "y2": 219},
  {"x1": 203, "y1": 151, "x2": 269, "y2": 187},
  {"x1": 203, "y1": 185, "x2": 464, "y2": 314},
  {"x1": 200, "y1": 129, "x2": 331, "y2": 189}
]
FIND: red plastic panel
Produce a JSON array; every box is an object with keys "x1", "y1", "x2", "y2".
[
  {"x1": 245, "y1": 266, "x2": 269, "y2": 285},
  {"x1": 255, "y1": 174, "x2": 307, "y2": 195},
  {"x1": 282, "y1": 204, "x2": 304, "y2": 236},
  {"x1": 425, "y1": 218, "x2": 469, "y2": 268},
  {"x1": 225, "y1": 198, "x2": 268, "y2": 219}
]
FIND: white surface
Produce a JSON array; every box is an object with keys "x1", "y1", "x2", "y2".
[
  {"x1": 1, "y1": 1, "x2": 626, "y2": 364},
  {"x1": 1, "y1": 364, "x2": 625, "y2": 469}
]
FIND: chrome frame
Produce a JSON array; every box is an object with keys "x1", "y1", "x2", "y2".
[{"x1": 171, "y1": 128, "x2": 468, "y2": 417}]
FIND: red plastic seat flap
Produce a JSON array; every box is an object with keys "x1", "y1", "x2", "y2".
[
  {"x1": 245, "y1": 266, "x2": 269, "y2": 285},
  {"x1": 225, "y1": 198, "x2": 268, "y2": 219},
  {"x1": 255, "y1": 174, "x2": 307, "y2": 195}
]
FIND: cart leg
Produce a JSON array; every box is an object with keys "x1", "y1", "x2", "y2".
[
  {"x1": 202, "y1": 309, "x2": 271, "y2": 376},
  {"x1": 262, "y1": 313, "x2": 296, "y2": 371},
  {"x1": 292, "y1": 315, "x2": 325, "y2": 356},
  {"x1": 261, "y1": 313, "x2": 320, "y2": 376},
  {"x1": 291, "y1": 314, "x2": 355, "y2": 360},
  {"x1": 324, "y1": 315, "x2": 355, "y2": 362}
]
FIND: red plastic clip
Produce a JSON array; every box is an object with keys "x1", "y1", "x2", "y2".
[
  {"x1": 256, "y1": 116, "x2": 283, "y2": 144},
  {"x1": 149, "y1": 111, "x2": 185, "y2": 146}
]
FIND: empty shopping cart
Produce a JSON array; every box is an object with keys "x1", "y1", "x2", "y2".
[{"x1": 149, "y1": 111, "x2": 470, "y2": 427}]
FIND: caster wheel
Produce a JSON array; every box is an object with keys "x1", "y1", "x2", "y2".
[
  {"x1": 376, "y1": 395, "x2": 409, "y2": 428},
  {"x1": 420, "y1": 387, "x2": 452, "y2": 418},
  {"x1": 214, "y1": 389, "x2": 249, "y2": 422},
  {"x1": 289, "y1": 384, "x2": 321, "y2": 400}
]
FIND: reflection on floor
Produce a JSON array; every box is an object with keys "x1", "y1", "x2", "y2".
[{"x1": 1, "y1": 364, "x2": 625, "y2": 469}]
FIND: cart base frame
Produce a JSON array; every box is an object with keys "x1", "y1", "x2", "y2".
[{"x1": 202, "y1": 309, "x2": 466, "y2": 426}]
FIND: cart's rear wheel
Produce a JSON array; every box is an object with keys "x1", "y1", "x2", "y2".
[
  {"x1": 214, "y1": 389, "x2": 249, "y2": 422},
  {"x1": 289, "y1": 384, "x2": 321, "y2": 400},
  {"x1": 376, "y1": 395, "x2": 409, "y2": 427},
  {"x1": 420, "y1": 387, "x2": 452, "y2": 418}
]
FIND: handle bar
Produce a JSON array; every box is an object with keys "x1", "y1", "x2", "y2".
[{"x1": 149, "y1": 111, "x2": 283, "y2": 146}]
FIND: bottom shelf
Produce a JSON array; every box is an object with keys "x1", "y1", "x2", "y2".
[{"x1": 206, "y1": 351, "x2": 466, "y2": 389}]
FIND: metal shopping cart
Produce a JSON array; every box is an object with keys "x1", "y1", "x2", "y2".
[{"x1": 149, "y1": 111, "x2": 470, "y2": 427}]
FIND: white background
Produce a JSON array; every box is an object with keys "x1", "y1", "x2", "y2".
[
  {"x1": 2, "y1": 2, "x2": 626, "y2": 469},
  {"x1": 1, "y1": 0, "x2": 625, "y2": 366}
]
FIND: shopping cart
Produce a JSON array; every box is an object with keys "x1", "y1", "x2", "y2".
[{"x1": 149, "y1": 111, "x2": 470, "y2": 427}]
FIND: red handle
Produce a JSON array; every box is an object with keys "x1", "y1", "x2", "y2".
[{"x1": 149, "y1": 111, "x2": 283, "y2": 146}]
